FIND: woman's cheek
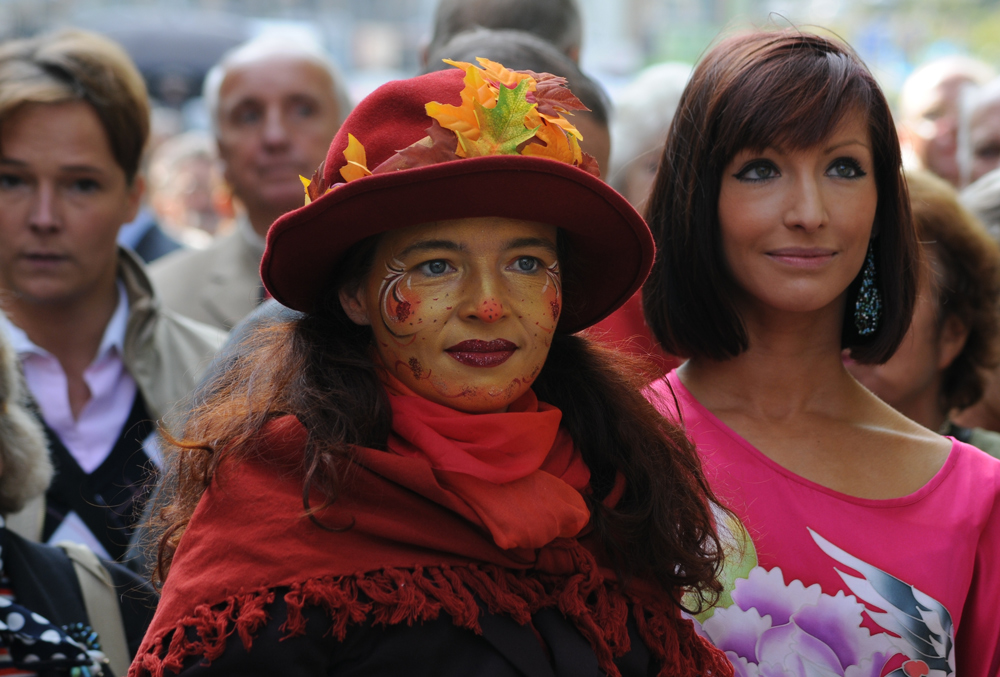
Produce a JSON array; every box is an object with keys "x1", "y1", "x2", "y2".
[
  {"x1": 379, "y1": 274, "x2": 428, "y2": 339},
  {"x1": 520, "y1": 268, "x2": 561, "y2": 334}
]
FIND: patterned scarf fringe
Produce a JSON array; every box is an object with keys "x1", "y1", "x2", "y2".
[{"x1": 129, "y1": 562, "x2": 732, "y2": 677}]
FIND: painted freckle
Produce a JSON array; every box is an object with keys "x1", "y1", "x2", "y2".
[
  {"x1": 480, "y1": 298, "x2": 502, "y2": 321},
  {"x1": 408, "y1": 357, "x2": 422, "y2": 378}
]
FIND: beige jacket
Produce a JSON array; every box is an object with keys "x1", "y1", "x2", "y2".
[
  {"x1": 118, "y1": 247, "x2": 228, "y2": 422},
  {"x1": 149, "y1": 219, "x2": 264, "y2": 331}
]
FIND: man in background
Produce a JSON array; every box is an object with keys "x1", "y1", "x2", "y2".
[
  {"x1": 898, "y1": 55, "x2": 994, "y2": 187},
  {"x1": 150, "y1": 35, "x2": 349, "y2": 331},
  {"x1": 423, "y1": 0, "x2": 583, "y2": 66}
]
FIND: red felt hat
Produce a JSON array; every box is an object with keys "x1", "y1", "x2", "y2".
[{"x1": 261, "y1": 62, "x2": 653, "y2": 333}]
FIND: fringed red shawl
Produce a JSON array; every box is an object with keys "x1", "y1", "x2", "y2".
[{"x1": 129, "y1": 398, "x2": 732, "y2": 677}]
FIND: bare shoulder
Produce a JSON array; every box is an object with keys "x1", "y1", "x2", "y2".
[
  {"x1": 851, "y1": 382, "x2": 949, "y2": 451},
  {"x1": 836, "y1": 383, "x2": 952, "y2": 497}
]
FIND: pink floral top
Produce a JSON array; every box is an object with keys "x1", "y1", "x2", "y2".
[{"x1": 648, "y1": 370, "x2": 1000, "y2": 677}]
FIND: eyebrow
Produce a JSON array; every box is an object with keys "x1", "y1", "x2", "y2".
[
  {"x1": 823, "y1": 138, "x2": 870, "y2": 153},
  {"x1": 396, "y1": 239, "x2": 465, "y2": 258},
  {"x1": 0, "y1": 157, "x2": 106, "y2": 174},
  {"x1": 505, "y1": 237, "x2": 558, "y2": 255}
]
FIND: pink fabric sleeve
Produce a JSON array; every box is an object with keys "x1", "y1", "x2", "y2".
[{"x1": 955, "y1": 466, "x2": 1000, "y2": 677}]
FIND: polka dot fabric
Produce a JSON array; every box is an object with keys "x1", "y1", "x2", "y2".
[{"x1": 0, "y1": 596, "x2": 93, "y2": 672}]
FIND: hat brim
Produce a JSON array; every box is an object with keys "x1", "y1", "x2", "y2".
[{"x1": 261, "y1": 155, "x2": 653, "y2": 333}]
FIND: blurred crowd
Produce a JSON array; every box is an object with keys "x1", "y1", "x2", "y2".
[{"x1": 0, "y1": 0, "x2": 999, "y2": 674}]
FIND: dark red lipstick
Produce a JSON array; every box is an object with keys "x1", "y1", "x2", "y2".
[{"x1": 445, "y1": 339, "x2": 517, "y2": 367}]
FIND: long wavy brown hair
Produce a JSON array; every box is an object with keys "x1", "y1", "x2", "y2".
[{"x1": 151, "y1": 235, "x2": 727, "y2": 612}]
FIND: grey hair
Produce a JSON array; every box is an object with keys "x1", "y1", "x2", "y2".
[
  {"x1": 899, "y1": 55, "x2": 995, "y2": 122},
  {"x1": 203, "y1": 31, "x2": 352, "y2": 136},
  {"x1": 607, "y1": 62, "x2": 691, "y2": 193},
  {"x1": 0, "y1": 315, "x2": 51, "y2": 515},
  {"x1": 957, "y1": 76, "x2": 1000, "y2": 187},
  {"x1": 961, "y1": 166, "x2": 1000, "y2": 242}
]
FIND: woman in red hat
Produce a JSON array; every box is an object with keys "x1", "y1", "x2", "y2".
[
  {"x1": 129, "y1": 60, "x2": 733, "y2": 677},
  {"x1": 643, "y1": 30, "x2": 1000, "y2": 676}
]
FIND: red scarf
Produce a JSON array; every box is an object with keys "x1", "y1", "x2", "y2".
[
  {"x1": 130, "y1": 397, "x2": 731, "y2": 677},
  {"x1": 382, "y1": 370, "x2": 592, "y2": 550}
]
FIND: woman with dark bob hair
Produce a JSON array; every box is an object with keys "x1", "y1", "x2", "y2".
[
  {"x1": 128, "y1": 60, "x2": 734, "y2": 676},
  {"x1": 643, "y1": 30, "x2": 1000, "y2": 675}
]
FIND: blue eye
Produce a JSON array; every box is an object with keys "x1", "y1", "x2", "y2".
[
  {"x1": 419, "y1": 260, "x2": 451, "y2": 276},
  {"x1": 513, "y1": 256, "x2": 540, "y2": 273}
]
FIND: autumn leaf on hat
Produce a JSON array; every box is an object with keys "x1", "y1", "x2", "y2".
[
  {"x1": 321, "y1": 57, "x2": 601, "y2": 192},
  {"x1": 300, "y1": 161, "x2": 331, "y2": 205},
  {"x1": 527, "y1": 72, "x2": 589, "y2": 140},
  {"x1": 371, "y1": 119, "x2": 461, "y2": 174},
  {"x1": 475, "y1": 57, "x2": 536, "y2": 93},
  {"x1": 424, "y1": 59, "x2": 495, "y2": 141},
  {"x1": 460, "y1": 78, "x2": 539, "y2": 157},
  {"x1": 340, "y1": 134, "x2": 372, "y2": 182},
  {"x1": 523, "y1": 118, "x2": 582, "y2": 166}
]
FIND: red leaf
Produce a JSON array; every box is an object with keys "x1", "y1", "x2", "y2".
[
  {"x1": 306, "y1": 161, "x2": 330, "y2": 201},
  {"x1": 520, "y1": 71, "x2": 590, "y2": 117},
  {"x1": 372, "y1": 119, "x2": 461, "y2": 174},
  {"x1": 579, "y1": 152, "x2": 602, "y2": 179}
]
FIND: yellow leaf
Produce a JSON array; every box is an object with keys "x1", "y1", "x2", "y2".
[
  {"x1": 442, "y1": 59, "x2": 497, "y2": 108},
  {"x1": 539, "y1": 111, "x2": 583, "y2": 140},
  {"x1": 340, "y1": 133, "x2": 372, "y2": 183},
  {"x1": 426, "y1": 99, "x2": 481, "y2": 144},
  {"x1": 300, "y1": 175, "x2": 312, "y2": 205}
]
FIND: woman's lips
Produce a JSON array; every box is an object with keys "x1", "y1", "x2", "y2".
[
  {"x1": 766, "y1": 247, "x2": 837, "y2": 268},
  {"x1": 445, "y1": 339, "x2": 517, "y2": 367}
]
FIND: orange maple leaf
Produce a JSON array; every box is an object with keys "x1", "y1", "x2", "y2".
[
  {"x1": 522, "y1": 118, "x2": 582, "y2": 166},
  {"x1": 475, "y1": 57, "x2": 536, "y2": 92},
  {"x1": 426, "y1": 63, "x2": 490, "y2": 147}
]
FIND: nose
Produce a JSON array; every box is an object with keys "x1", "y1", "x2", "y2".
[
  {"x1": 461, "y1": 269, "x2": 508, "y2": 323},
  {"x1": 29, "y1": 182, "x2": 59, "y2": 232},
  {"x1": 783, "y1": 175, "x2": 826, "y2": 232},
  {"x1": 262, "y1": 106, "x2": 291, "y2": 149}
]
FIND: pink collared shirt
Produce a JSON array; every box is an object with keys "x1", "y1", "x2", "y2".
[{"x1": 0, "y1": 283, "x2": 137, "y2": 475}]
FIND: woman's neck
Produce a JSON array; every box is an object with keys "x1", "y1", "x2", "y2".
[
  {"x1": 681, "y1": 303, "x2": 854, "y2": 419},
  {"x1": 888, "y1": 383, "x2": 947, "y2": 433},
  {"x1": 676, "y1": 302, "x2": 953, "y2": 500},
  {"x1": 3, "y1": 278, "x2": 120, "y2": 417}
]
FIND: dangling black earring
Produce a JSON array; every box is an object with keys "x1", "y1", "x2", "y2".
[{"x1": 854, "y1": 243, "x2": 881, "y2": 336}]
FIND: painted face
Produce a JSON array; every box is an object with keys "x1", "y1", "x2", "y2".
[
  {"x1": 343, "y1": 217, "x2": 561, "y2": 414},
  {"x1": 717, "y1": 108, "x2": 878, "y2": 323}
]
